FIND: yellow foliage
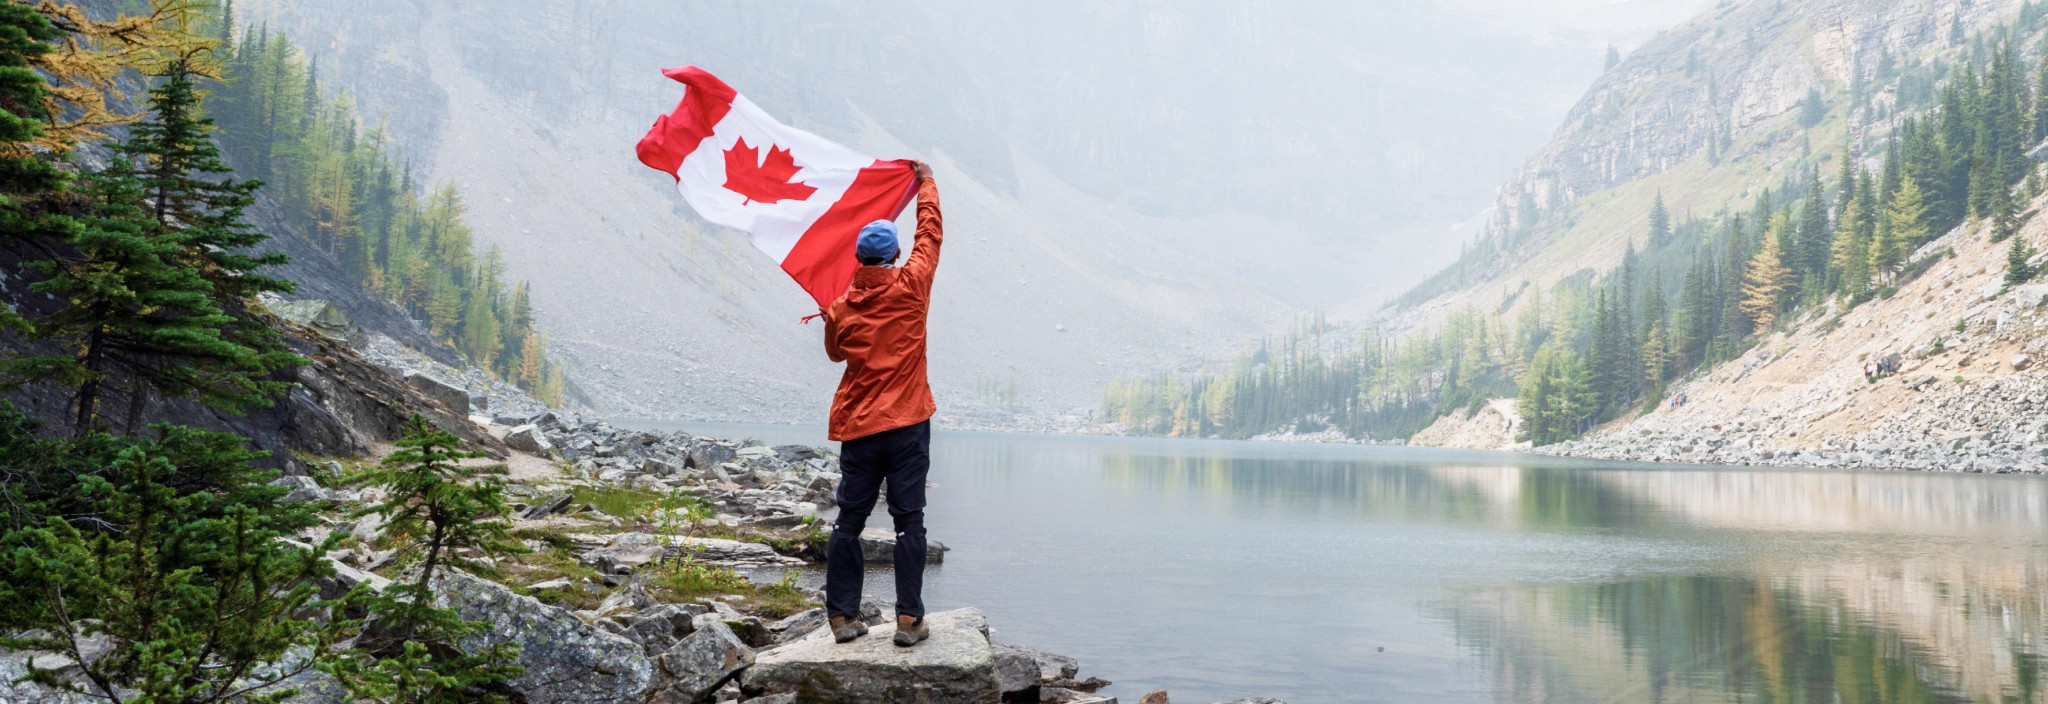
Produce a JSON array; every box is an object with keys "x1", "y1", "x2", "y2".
[
  {"x1": 1741, "y1": 235, "x2": 1792, "y2": 334},
  {"x1": 24, "y1": 1, "x2": 218, "y2": 153}
]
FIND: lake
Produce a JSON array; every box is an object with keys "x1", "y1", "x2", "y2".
[{"x1": 624, "y1": 421, "x2": 2048, "y2": 704}]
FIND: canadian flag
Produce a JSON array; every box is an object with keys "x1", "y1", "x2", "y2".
[{"x1": 635, "y1": 66, "x2": 919, "y2": 309}]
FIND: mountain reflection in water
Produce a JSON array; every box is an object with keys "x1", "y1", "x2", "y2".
[{"x1": 629, "y1": 423, "x2": 2048, "y2": 703}]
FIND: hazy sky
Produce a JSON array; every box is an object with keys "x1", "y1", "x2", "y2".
[
  {"x1": 239, "y1": 0, "x2": 1731, "y2": 419},
  {"x1": 1435, "y1": 0, "x2": 1719, "y2": 48}
]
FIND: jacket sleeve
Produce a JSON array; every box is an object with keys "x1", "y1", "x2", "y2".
[
  {"x1": 901, "y1": 176, "x2": 943, "y2": 299},
  {"x1": 822, "y1": 307, "x2": 847, "y2": 362}
]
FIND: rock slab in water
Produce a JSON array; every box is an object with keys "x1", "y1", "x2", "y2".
[
  {"x1": 858, "y1": 527, "x2": 950, "y2": 564},
  {"x1": 741, "y1": 607, "x2": 1000, "y2": 703},
  {"x1": 425, "y1": 569, "x2": 654, "y2": 703}
]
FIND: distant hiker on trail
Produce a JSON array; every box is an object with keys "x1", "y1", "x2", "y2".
[{"x1": 820, "y1": 160, "x2": 942, "y2": 648}]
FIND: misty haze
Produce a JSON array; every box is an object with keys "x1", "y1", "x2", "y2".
[{"x1": 2, "y1": 1, "x2": 2047, "y2": 703}]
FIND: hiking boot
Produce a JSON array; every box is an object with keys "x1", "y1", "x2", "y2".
[
  {"x1": 830, "y1": 614, "x2": 868, "y2": 644},
  {"x1": 892, "y1": 615, "x2": 929, "y2": 647}
]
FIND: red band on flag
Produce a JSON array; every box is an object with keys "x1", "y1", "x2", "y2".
[
  {"x1": 635, "y1": 67, "x2": 737, "y2": 177},
  {"x1": 780, "y1": 160, "x2": 919, "y2": 307}
]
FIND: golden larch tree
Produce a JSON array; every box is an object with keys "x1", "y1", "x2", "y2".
[{"x1": 1741, "y1": 234, "x2": 1793, "y2": 334}]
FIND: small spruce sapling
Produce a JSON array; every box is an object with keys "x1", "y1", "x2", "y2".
[
  {"x1": 327, "y1": 417, "x2": 523, "y2": 703},
  {"x1": 2007, "y1": 233, "x2": 2037, "y2": 287}
]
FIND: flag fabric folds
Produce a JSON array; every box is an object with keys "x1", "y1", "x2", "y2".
[{"x1": 636, "y1": 66, "x2": 918, "y2": 308}]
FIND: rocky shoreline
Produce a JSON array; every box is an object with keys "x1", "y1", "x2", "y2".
[{"x1": 1, "y1": 385, "x2": 1275, "y2": 704}]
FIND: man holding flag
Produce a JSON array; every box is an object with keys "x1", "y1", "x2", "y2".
[
  {"x1": 819, "y1": 160, "x2": 941, "y2": 647},
  {"x1": 636, "y1": 67, "x2": 943, "y2": 647}
]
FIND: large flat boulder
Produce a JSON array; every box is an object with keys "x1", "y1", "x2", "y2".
[
  {"x1": 741, "y1": 607, "x2": 1000, "y2": 703},
  {"x1": 402, "y1": 371, "x2": 470, "y2": 414},
  {"x1": 424, "y1": 569, "x2": 654, "y2": 703}
]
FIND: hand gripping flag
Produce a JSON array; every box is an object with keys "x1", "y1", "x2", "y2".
[{"x1": 636, "y1": 66, "x2": 919, "y2": 309}]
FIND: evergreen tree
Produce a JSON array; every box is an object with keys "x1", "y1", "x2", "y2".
[
  {"x1": 1883, "y1": 176, "x2": 1932, "y2": 260},
  {"x1": 1647, "y1": 192, "x2": 1672, "y2": 248},
  {"x1": 2008, "y1": 232, "x2": 2037, "y2": 287},
  {"x1": 7, "y1": 161, "x2": 276, "y2": 435},
  {"x1": 0, "y1": 2, "x2": 68, "y2": 334},
  {"x1": 1991, "y1": 183, "x2": 2020, "y2": 242},
  {"x1": 1518, "y1": 348, "x2": 1557, "y2": 445},
  {"x1": 1794, "y1": 166, "x2": 1831, "y2": 298},
  {"x1": 331, "y1": 417, "x2": 523, "y2": 703},
  {"x1": 1831, "y1": 175, "x2": 1874, "y2": 296},
  {"x1": 0, "y1": 420, "x2": 339, "y2": 704},
  {"x1": 1800, "y1": 87, "x2": 1826, "y2": 128}
]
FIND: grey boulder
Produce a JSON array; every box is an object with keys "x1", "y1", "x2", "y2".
[
  {"x1": 741, "y1": 607, "x2": 1000, "y2": 703},
  {"x1": 402, "y1": 371, "x2": 470, "y2": 414},
  {"x1": 505, "y1": 424, "x2": 553, "y2": 454},
  {"x1": 645, "y1": 620, "x2": 754, "y2": 703},
  {"x1": 423, "y1": 569, "x2": 654, "y2": 704},
  {"x1": 993, "y1": 643, "x2": 1042, "y2": 697}
]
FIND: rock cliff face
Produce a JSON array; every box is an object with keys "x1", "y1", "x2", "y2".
[
  {"x1": 1387, "y1": 0, "x2": 2024, "y2": 333},
  {"x1": 1496, "y1": 0, "x2": 2013, "y2": 229},
  {"x1": 1400, "y1": 0, "x2": 2048, "y2": 473}
]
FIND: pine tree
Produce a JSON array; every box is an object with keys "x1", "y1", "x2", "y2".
[
  {"x1": 1831, "y1": 178, "x2": 1874, "y2": 296},
  {"x1": 331, "y1": 417, "x2": 523, "y2": 703},
  {"x1": 1992, "y1": 183, "x2": 2020, "y2": 242},
  {"x1": 1883, "y1": 176, "x2": 1932, "y2": 258},
  {"x1": 1639, "y1": 324, "x2": 1670, "y2": 408},
  {"x1": 126, "y1": 52, "x2": 294, "y2": 301},
  {"x1": 7, "y1": 161, "x2": 275, "y2": 435},
  {"x1": 1800, "y1": 88, "x2": 1826, "y2": 128},
  {"x1": 0, "y1": 3, "x2": 68, "y2": 332},
  {"x1": 22, "y1": 2, "x2": 204, "y2": 150},
  {"x1": 1647, "y1": 192, "x2": 1672, "y2": 248},
  {"x1": 1517, "y1": 348, "x2": 1557, "y2": 444},
  {"x1": 2008, "y1": 233, "x2": 2037, "y2": 287},
  {"x1": 1741, "y1": 234, "x2": 1793, "y2": 333},
  {"x1": 1794, "y1": 165, "x2": 1832, "y2": 296},
  {"x1": 0, "y1": 421, "x2": 340, "y2": 704}
]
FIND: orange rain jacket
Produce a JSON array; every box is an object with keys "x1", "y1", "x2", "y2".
[{"x1": 821, "y1": 176, "x2": 942, "y2": 441}]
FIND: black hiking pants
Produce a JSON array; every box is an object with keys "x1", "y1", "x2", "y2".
[{"x1": 826, "y1": 419, "x2": 930, "y2": 619}]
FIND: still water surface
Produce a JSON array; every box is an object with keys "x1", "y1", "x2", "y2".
[{"x1": 625, "y1": 421, "x2": 2048, "y2": 704}]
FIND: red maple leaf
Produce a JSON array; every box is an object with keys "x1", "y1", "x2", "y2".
[{"x1": 721, "y1": 137, "x2": 817, "y2": 205}]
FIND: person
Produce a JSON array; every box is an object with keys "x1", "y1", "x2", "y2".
[{"x1": 819, "y1": 160, "x2": 942, "y2": 647}]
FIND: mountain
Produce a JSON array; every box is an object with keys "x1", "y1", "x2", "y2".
[
  {"x1": 1098, "y1": 0, "x2": 2048, "y2": 456},
  {"x1": 1384, "y1": 0, "x2": 2022, "y2": 326},
  {"x1": 233, "y1": 0, "x2": 1660, "y2": 423},
  {"x1": 1390, "y1": 0, "x2": 2048, "y2": 472}
]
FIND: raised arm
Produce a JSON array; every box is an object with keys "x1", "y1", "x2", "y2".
[{"x1": 900, "y1": 162, "x2": 942, "y2": 298}]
